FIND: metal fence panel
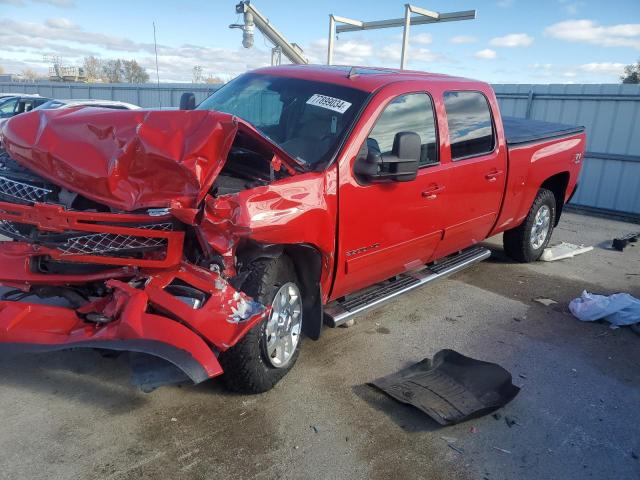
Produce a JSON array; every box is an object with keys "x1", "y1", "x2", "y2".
[
  {"x1": 0, "y1": 82, "x2": 220, "y2": 108},
  {"x1": 2, "y1": 81, "x2": 639, "y2": 216},
  {"x1": 493, "y1": 83, "x2": 640, "y2": 216}
]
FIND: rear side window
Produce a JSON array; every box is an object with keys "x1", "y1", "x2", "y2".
[
  {"x1": 368, "y1": 93, "x2": 438, "y2": 166},
  {"x1": 444, "y1": 91, "x2": 495, "y2": 160}
]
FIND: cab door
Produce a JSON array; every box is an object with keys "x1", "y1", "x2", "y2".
[
  {"x1": 433, "y1": 90, "x2": 507, "y2": 258},
  {"x1": 331, "y1": 87, "x2": 448, "y2": 299}
]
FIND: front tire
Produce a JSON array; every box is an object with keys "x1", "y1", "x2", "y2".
[
  {"x1": 503, "y1": 188, "x2": 556, "y2": 263},
  {"x1": 219, "y1": 256, "x2": 302, "y2": 394}
]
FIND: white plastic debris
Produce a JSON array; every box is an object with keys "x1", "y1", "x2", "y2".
[
  {"x1": 541, "y1": 242, "x2": 593, "y2": 262},
  {"x1": 569, "y1": 291, "x2": 640, "y2": 327},
  {"x1": 534, "y1": 298, "x2": 557, "y2": 306}
]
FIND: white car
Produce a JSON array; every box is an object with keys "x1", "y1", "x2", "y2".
[
  {"x1": 34, "y1": 99, "x2": 141, "y2": 111},
  {"x1": 0, "y1": 93, "x2": 41, "y2": 100},
  {"x1": 0, "y1": 95, "x2": 52, "y2": 131}
]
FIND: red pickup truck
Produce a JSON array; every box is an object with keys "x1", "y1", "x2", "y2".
[{"x1": 0, "y1": 65, "x2": 585, "y2": 393}]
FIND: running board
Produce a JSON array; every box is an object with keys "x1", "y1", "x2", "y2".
[{"x1": 324, "y1": 246, "x2": 491, "y2": 327}]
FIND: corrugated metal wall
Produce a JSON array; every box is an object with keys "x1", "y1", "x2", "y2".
[
  {"x1": 2, "y1": 81, "x2": 639, "y2": 216},
  {"x1": 0, "y1": 82, "x2": 219, "y2": 108},
  {"x1": 493, "y1": 84, "x2": 640, "y2": 216}
]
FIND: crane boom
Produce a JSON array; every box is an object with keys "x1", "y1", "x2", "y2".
[{"x1": 233, "y1": 1, "x2": 308, "y2": 65}]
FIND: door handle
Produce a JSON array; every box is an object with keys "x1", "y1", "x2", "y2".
[
  {"x1": 422, "y1": 184, "x2": 445, "y2": 199},
  {"x1": 485, "y1": 169, "x2": 504, "y2": 182}
]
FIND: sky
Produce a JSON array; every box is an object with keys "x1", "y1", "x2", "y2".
[{"x1": 0, "y1": 0, "x2": 639, "y2": 84}]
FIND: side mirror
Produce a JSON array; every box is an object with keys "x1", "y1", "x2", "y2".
[
  {"x1": 355, "y1": 131, "x2": 421, "y2": 183},
  {"x1": 179, "y1": 92, "x2": 196, "y2": 110}
]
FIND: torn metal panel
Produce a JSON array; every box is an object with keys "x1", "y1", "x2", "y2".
[{"x1": 0, "y1": 262, "x2": 267, "y2": 382}]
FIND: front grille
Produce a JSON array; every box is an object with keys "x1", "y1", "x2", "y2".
[
  {"x1": 0, "y1": 175, "x2": 52, "y2": 204},
  {"x1": 59, "y1": 223, "x2": 173, "y2": 256},
  {"x1": 0, "y1": 219, "x2": 26, "y2": 239}
]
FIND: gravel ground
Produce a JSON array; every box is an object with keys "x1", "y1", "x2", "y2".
[{"x1": 0, "y1": 211, "x2": 638, "y2": 480}]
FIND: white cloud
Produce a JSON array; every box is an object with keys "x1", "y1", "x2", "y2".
[
  {"x1": 377, "y1": 44, "x2": 442, "y2": 64},
  {"x1": 36, "y1": 0, "x2": 75, "y2": 6},
  {"x1": 558, "y1": 0, "x2": 584, "y2": 15},
  {"x1": 0, "y1": 0, "x2": 75, "y2": 6},
  {"x1": 545, "y1": 19, "x2": 640, "y2": 49},
  {"x1": 496, "y1": 0, "x2": 513, "y2": 7},
  {"x1": 0, "y1": 18, "x2": 155, "y2": 53},
  {"x1": 0, "y1": 18, "x2": 272, "y2": 80},
  {"x1": 528, "y1": 62, "x2": 626, "y2": 82},
  {"x1": 474, "y1": 48, "x2": 497, "y2": 59},
  {"x1": 306, "y1": 38, "x2": 374, "y2": 65},
  {"x1": 450, "y1": 35, "x2": 477, "y2": 44},
  {"x1": 579, "y1": 62, "x2": 626, "y2": 75},
  {"x1": 412, "y1": 33, "x2": 432, "y2": 45},
  {"x1": 45, "y1": 17, "x2": 76, "y2": 29},
  {"x1": 489, "y1": 33, "x2": 534, "y2": 47}
]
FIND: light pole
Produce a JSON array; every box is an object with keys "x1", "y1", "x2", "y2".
[{"x1": 327, "y1": 4, "x2": 476, "y2": 69}]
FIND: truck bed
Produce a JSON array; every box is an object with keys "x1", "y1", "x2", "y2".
[{"x1": 503, "y1": 116, "x2": 585, "y2": 146}]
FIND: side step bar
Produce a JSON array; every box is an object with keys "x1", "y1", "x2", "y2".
[{"x1": 324, "y1": 246, "x2": 491, "y2": 327}]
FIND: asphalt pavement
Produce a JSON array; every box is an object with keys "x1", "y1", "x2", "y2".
[{"x1": 0, "y1": 211, "x2": 638, "y2": 480}]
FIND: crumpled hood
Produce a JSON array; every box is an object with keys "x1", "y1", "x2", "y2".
[{"x1": 2, "y1": 108, "x2": 239, "y2": 211}]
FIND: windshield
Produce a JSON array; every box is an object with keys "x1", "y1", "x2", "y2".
[
  {"x1": 0, "y1": 98, "x2": 18, "y2": 118},
  {"x1": 197, "y1": 73, "x2": 369, "y2": 168}
]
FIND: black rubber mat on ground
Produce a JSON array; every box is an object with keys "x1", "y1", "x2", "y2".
[{"x1": 370, "y1": 349, "x2": 520, "y2": 425}]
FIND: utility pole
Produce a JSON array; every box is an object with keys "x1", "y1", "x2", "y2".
[{"x1": 327, "y1": 4, "x2": 476, "y2": 69}]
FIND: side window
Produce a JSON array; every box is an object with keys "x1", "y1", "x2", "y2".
[
  {"x1": 368, "y1": 93, "x2": 438, "y2": 166},
  {"x1": 443, "y1": 91, "x2": 495, "y2": 160},
  {"x1": 0, "y1": 98, "x2": 18, "y2": 116}
]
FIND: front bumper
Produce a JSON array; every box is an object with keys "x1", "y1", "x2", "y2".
[{"x1": 0, "y1": 261, "x2": 267, "y2": 384}]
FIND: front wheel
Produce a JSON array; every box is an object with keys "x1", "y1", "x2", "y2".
[
  {"x1": 219, "y1": 256, "x2": 302, "y2": 393},
  {"x1": 503, "y1": 188, "x2": 556, "y2": 263}
]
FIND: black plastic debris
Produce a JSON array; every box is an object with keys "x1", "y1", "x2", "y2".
[
  {"x1": 369, "y1": 349, "x2": 520, "y2": 426},
  {"x1": 129, "y1": 353, "x2": 191, "y2": 392},
  {"x1": 612, "y1": 232, "x2": 639, "y2": 251}
]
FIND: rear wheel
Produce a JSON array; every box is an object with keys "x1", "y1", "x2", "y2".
[
  {"x1": 219, "y1": 256, "x2": 302, "y2": 393},
  {"x1": 503, "y1": 188, "x2": 556, "y2": 263}
]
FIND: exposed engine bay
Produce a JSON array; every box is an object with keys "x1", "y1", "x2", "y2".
[{"x1": 212, "y1": 131, "x2": 290, "y2": 196}]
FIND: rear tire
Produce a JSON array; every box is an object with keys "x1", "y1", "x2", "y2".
[
  {"x1": 219, "y1": 256, "x2": 302, "y2": 394},
  {"x1": 503, "y1": 188, "x2": 556, "y2": 263}
]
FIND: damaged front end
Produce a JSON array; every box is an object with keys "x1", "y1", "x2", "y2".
[{"x1": 0, "y1": 107, "x2": 303, "y2": 385}]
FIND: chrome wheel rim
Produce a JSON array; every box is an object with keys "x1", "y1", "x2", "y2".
[
  {"x1": 530, "y1": 205, "x2": 551, "y2": 250},
  {"x1": 263, "y1": 282, "x2": 302, "y2": 368}
]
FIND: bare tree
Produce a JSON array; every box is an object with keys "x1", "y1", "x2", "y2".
[
  {"x1": 21, "y1": 69, "x2": 41, "y2": 81},
  {"x1": 205, "y1": 75, "x2": 224, "y2": 84},
  {"x1": 101, "y1": 59, "x2": 123, "y2": 83},
  {"x1": 122, "y1": 60, "x2": 149, "y2": 83},
  {"x1": 83, "y1": 56, "x2": 102, "y2": 82},
  {"x1": 192, "y1": 65, "x2": 203, "y2": 83},
  {"x1": 621, "y1": 59, "x2": 640, "y2": 84}
]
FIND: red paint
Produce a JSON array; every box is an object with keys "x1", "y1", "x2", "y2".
[{"x1": 0, "y1": 65, "x2": 585, "y2": 384}]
